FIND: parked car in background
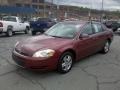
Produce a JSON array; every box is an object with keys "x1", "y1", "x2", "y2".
[
  {"x1": 12, "y1": 21, "x2": 113, "y2": 73},
  {"x1": 103, "y1": 20, "x2": 120, "y2": 32},
  {"x1": 0, "y1": 16, "x2": 30, "y2": 37},
  {"x1": 64, "y1": 18, "x2": 79, "y2": 21},
  {"x1": 30, "y1": 18, "x2": 56, "y2": 35}
]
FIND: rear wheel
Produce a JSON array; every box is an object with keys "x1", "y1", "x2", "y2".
[
  {"x1": 112, "y1": 27, "x2": 118, "y2": 32},
  {"x1": 101, "y1": 41, "x2": 110, "y2": 54},
  {"x1": 24, "y1": 27, "x2": 29, "y2": 34},
  {"x1": 57, "y1": 52, "x2": 73, "y2": 73},
  {"x1": 32, "y1": 31, "x2": 36, "y2": 35},
  {"x1": 6, "y1": 29, "x2": 13, "y2": 37}
]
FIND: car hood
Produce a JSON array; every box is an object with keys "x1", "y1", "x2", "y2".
[{"x1": 16, "y1": 35, "x2": 73, "y2": 56}]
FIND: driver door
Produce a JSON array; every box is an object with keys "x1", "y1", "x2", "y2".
[{"x1": 18, "y1": 17, "x2": 26, "y2": 31}]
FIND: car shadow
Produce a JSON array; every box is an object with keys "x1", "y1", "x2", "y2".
[
  {"x1": 74, "y1": 53, "x2": 101, "y2": 66},
  {"x1": 15, "y1": 52, "x2": 102, "y2": 78}
]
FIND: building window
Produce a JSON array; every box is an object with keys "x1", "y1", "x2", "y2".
[
  {"x1": 39, "y1": 5, "x2": 44, "y2": 9},
  {"x1": 24, "y1": 4, "x2": 30, "y2": 7},
  {"x1": 39, "y1": 0, "x2": 44, "y2": 3},
  {"x1": 46, "y1": 6, "x2": 50, "y2": 9},
  {"x1": 32, "y1": 0, "x2": 38, "y2": 3},
  {"x1": 32, "y1": 5, "x2": 38, "y2": 9},
  {"x1": 16, "y1": 3, "x2": 22, "y2": 7}
]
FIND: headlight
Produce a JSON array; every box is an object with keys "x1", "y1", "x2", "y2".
[
  {"x1": 33, "y1": 49, "x2": 55, "y2": 58},
  {"x1": 15, "y1": 41, "x2": 19, "y2": 47}
]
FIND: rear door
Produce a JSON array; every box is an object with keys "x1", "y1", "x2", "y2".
[
  {"x1": 76, "y1": 23, "x2": 98, "y2": 60},
  {"x1": 10, "y1": 17, "x2": 19, "y2": 31},
  {"x1": 92, "y1": 23, "x2": 107, "y2": 51}
]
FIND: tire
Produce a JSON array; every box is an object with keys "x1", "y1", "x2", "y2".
[
  {"x1": 6, "y1": 29, "x2": 13, "y2": 37},
  {"x1": 57, "y1": 52, "x2": 74, "y2": 73},
  {"x1": 24, "y1": 27, "x2": 29, "y2": 34},
  {"x1": 112, "y1": 28, "x2": 118, "y2": 32},
  {"x1": 101, "y1": 41, "x2": 110, "y2": 54},
  {"x1": 32, "y1": 31, "x2": 36, "y2": 35},
  {"x1": 40, "y1": 30, "x2": 45, "y2": 33},
  {"x1": 13, "y1": 32, "x2": 15, "y2": 35}
]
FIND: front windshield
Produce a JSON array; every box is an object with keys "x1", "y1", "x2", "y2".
[
  {"x1": 45, "y1": 23, "x2": 80, "y2": 39},
  {"x1": 2, "y1": 17, "x2": 16, "y2": 22}
]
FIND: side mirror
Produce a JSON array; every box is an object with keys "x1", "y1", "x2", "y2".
[{"x1": 79, "y1": 33, "x2": 89, "y2": 39}]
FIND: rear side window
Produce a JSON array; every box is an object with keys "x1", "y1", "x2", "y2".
[
  {"x1": 93, "y1": 23, "x2": 103, "y2": 33},
  {"x1": 81, "y1": 23, "x2": 93, "y2": 35}
]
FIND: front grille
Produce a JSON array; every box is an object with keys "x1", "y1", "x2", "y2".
[{"x1": 15, "y1": 48, "x2": 29, "y2": 56}]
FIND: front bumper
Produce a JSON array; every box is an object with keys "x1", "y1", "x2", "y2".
[{"x1": 12, "y1": 50, "x2": 58, "y2": 71}]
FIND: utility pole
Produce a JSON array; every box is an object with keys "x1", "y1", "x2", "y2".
[
  {"x1": 67, "y1": 6, "x2": 69, "y2": 19},
  {"x1": 101, "y1": 0, "x2": 104, "y2": 21},
  {"x1": 88, "y1": 0, "x2": 92, "y2": 21}
]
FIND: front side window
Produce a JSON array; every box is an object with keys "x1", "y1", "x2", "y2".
[{"x1": 81, "y1": 23, "x2": 93, "y2": 35}]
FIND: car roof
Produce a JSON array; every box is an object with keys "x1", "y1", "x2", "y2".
[
  {"x1": 61, "y1": 20, "x2": 102, "y2": 25},
  {"x1": 62, "y1": 20, "x2": 88, "y2": 25}
]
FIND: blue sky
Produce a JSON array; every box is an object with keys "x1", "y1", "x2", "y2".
[{"x1": 45, "y1": 0, "x2": 120, "y2": 11}]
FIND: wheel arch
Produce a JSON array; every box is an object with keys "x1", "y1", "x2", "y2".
[
  {"x1": 61, "y1": 49, "x2": 76, "y2": 61},
  {"x1": 107, "y1": 38, "x2": 112, "y2": 44},
  {"x1": 26, "y1": 26, "x2": 30, "y2": 30},
  {"x1": 7, "y1": 25, "x2": 13, "y2": 30}
]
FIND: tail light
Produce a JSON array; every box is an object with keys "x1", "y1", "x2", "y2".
[{"x1": 0, "y1": 22, "x2": 3, "y2": 27}]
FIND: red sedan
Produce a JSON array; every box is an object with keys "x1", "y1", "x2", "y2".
[{"x1": 12, "y1": 21, "x2": 113, "y2": 73}]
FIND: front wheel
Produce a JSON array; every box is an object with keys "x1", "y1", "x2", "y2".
[
  {"x1": 57, "y1": 52, "x2": 73, "y2": 73},
  {"x1": 101, "y1": 41, "x2": 110, "y2": 54}
]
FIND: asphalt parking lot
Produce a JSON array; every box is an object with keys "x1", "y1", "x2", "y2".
[{"x1": 0, "y1": 33, "x2": 120, "y2": 90}]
